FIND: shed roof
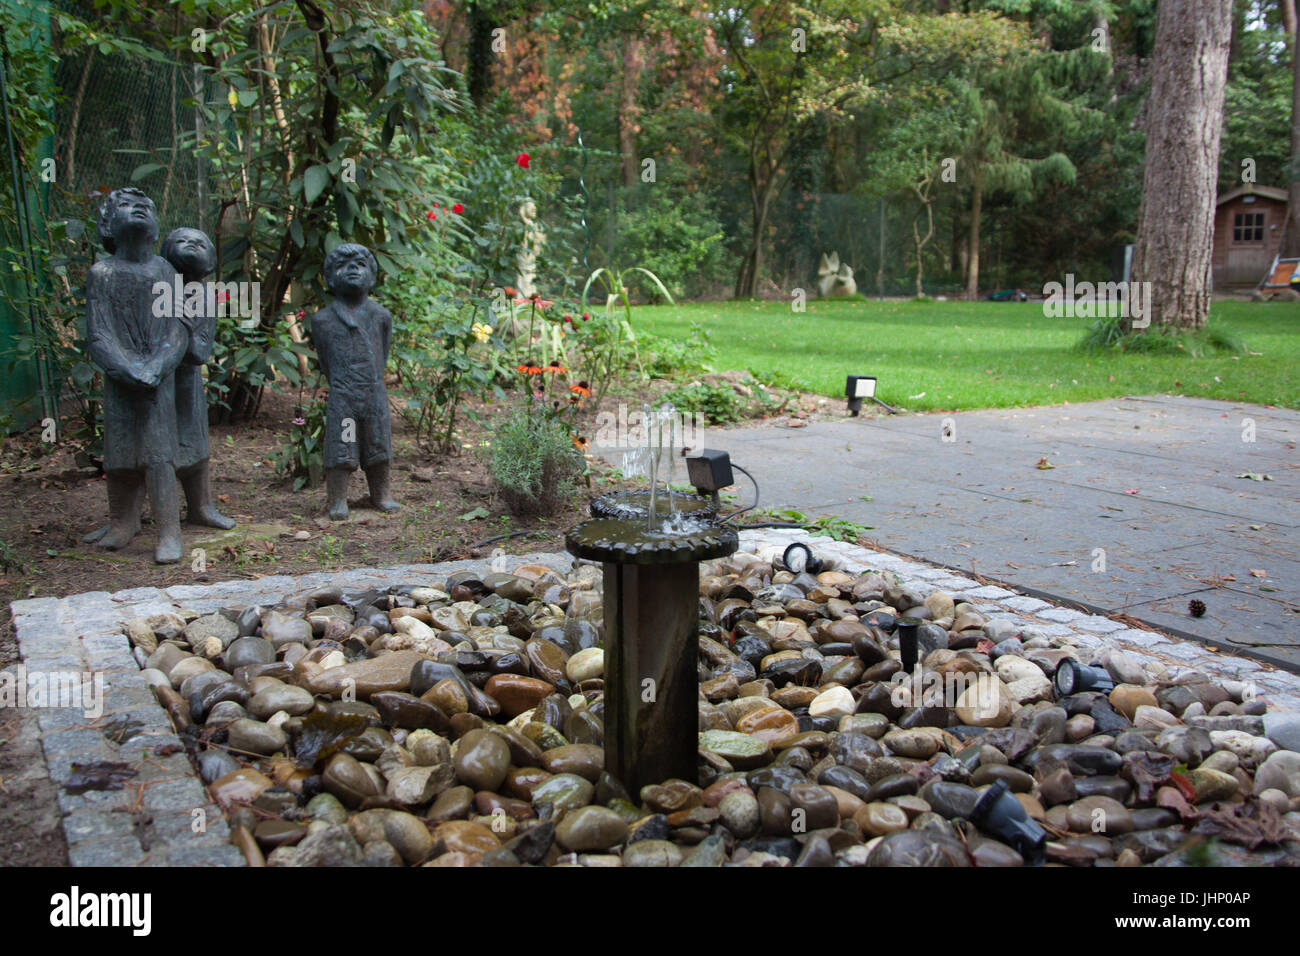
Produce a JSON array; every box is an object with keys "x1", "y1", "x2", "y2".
[{"x1": 1216, "y1": 184, "x2": 1289, "y2": 206}]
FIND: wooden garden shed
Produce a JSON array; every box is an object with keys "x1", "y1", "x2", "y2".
[{"x1": 1212, "y1": 184, "x2": 1289, "y2": 287}]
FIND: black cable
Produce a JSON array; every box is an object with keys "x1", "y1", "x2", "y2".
[
  {"x1": 470, "y1": 529, "x2": 547, "y2": 549},
  {"x1": 720, "y1": 462, "x2": 759, "y2": 522}
]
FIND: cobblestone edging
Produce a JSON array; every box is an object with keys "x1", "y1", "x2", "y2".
[{"x1": 9, "y1": 536, "x2": 1298, "y2": 867}]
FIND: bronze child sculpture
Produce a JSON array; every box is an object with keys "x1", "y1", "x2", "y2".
[
  {"x1": 84, "y1": 187, "x2": 187, "y2": 563},
  {"x1": 308, "y1": 243, "x2": 400, "y2": 520},
  {"x1": 160, "y1": 227, "x2": 235, "y2": 532}
]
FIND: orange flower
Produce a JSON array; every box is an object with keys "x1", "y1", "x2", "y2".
[
  {"x1": 503, "y1": 286, "x2": 518, "y2": 298},
  {"x1": 516, "y1": 364, "x2": 542, "y2": 375},
  {"x1": 573, "y1": 435, "x2": 588, "y2": 451},
  {"x1": 569, "y1": 382, "x2": 591, "y2": 397},
  {"x1": 541, "y1": 363, "x2": 567, "y2": 374}
]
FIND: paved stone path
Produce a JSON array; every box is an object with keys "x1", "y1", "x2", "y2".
[
  {"x1": 10, "y1": 530, "x2": 1299, "y2": 866},
  {"x1": 690, "y1": 396, "x2": 1300, "y2": 669}
]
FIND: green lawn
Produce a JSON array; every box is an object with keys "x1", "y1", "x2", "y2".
[{"x1": 633, "y1": 298, "x2": 1300, "y2": 412}]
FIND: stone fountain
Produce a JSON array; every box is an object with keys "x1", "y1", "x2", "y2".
[{"x1": 565, "y1": 406, "x2": 737, "y2": 793}]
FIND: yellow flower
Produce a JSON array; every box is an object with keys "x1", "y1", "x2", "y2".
[
  {"x1": 471, "y1": 322, "x2": 493, "y2": 343},
  {"x1": 227, "y1": 89, "x2": 239, "y2": 109}
]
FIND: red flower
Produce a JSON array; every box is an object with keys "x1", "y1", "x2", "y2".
[
  {"x1": 425, "y1": 210, "x2": 436, "y2": 220},
  {"x1": 581, "y1": 312, "x2": 590, "y2": 321},
  {"x1": 216, "y1": 290, "x2": 229, "y2": 303},
  {"x1": 452, "y1": 203, "x2": 464, "y2": 214},
  {"x1": 296, "y1": 310, "x2": 305, "y2": 320},
  {"x1": 504, "y1": 286, "x2": 518, "y2": 298},
  {"x1": 516, "y1": 152, "x2": 531, "y2": 168}
]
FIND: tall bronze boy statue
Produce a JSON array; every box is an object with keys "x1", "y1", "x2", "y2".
[
  {"x1": 308, "y1": 243, "x2": 400, "y2": 520},
  {"x1": 84, "y1": 187, "x2": 186, "y2": 563}
]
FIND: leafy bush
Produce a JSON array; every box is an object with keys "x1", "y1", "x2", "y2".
[
  {"x1": 641, "y1": 321, "x2": 717, "y2": 378},
  {"x1": 595, "y1": 185, "x2": 730, "y2": 300},
  {"x1": 662, "y1": 381, "x2": 744, "y2": 425},
  {"x1": 1078, "y1": 315, "x2": 1246, "y2": 356},
  {"x1": 488, "y1": 407, "x2": 585, "y2": 517},
  {"x1": 272, "y1": 398, "x2": 327, "y2": 490}
]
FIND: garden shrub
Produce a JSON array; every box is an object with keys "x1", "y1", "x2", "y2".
[{"x1": 488, "y1": 407, "x2": 585, "y2": 517}]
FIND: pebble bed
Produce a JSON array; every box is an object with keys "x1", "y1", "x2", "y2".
[{"x1": 12, "y1": 530, "x2": 1300, "y2": 867}]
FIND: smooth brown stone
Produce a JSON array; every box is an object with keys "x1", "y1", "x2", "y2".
[
  {"x1": 253, "y1": 819, "x2": 307, "y2": 849},
  {"x1": 666, "y1": 806, "x2": 720, "y2": 827},
  {"x1": 231, "y1": 825, "x2": 265, "y2": 867},
  {"x1": 371, "y1": 691, "x2": 451, "y2": 732},
  {"x1": 473, "y1": 791, "x2": 535, "y2": 821},
  {"x1": 453, "y1": 728, "x2": 511, "y2": 791},
  {"x1": 771, "y1": 685, "x2": 819, "y2": 709},
  {"x1": 702, "y1": 778, "x2": 752, "y2": 807},
  {"x1": 503, "y1": 766, "x2": 552, "y2": 801},
  {"x1": 210, "y1": 769, "x2": 274, "y2": 809},
  {"x1": 538, "y1": 743, "x2": 603, "y2": 781},
  {"x1": 423, "y1": 679, "x2": 469, "y2": 716},
  {"x1": 308, "y1": 650, "x2": 433, "y2": 698},
  {"x1": 525, "y1": 638, "x2": 569, "y2": 686},
  {"x1": 448, "y1": 712, "x2": 485, "y2": 738},
  {"x1": 788, "y1": 783, "x2": 840, "y2": 830},
  {"x1": 437, "y1": 820, "x2": 502, "y2": 855},
  {"x1": 734, "y1": 707, "x2": 800, "y2": 745},
  {"x1": 641, "y1": 779, "x2": 704, "y2": 814},
  {"x1": 484, "y1": 674, "x2": 555, "y2": 718},
  {"x1": 426, "y1": 785, "x2": 474, "y2": 822}
]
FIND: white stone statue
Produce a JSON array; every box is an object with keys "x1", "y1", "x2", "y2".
[
  {"x1": 817, "y1": 251, "x2": 857, "y2": 298},
  {"x1": 516, "y1": 199, "x2": 544, "y2": 299}
]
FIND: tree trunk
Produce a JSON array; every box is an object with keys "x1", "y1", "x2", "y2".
[
  {"x1": 735, "y1": 164, "x2": 774, "y2": 299},
  {"x1": 1130, "y1": 0, "x2": 1233, "y2": 330},
  {"x1": 965, "y1": 174, "x2": 982, "y2": 299},
  {"x1": 617, "y1": 35, "x2": 644, "y2": 188},
  {"x1": 734, "y1": 202, "x2": 768, "y2": 298},
  {"x1": 466, "y1": 5, "x2": 495, "y2": 108},
  {"x1": 877, "y1": 196, "x2": 886, "y2": 298},
  {"x1": 1286, "y1": 1, "x2": 1300, "y2": 256}
]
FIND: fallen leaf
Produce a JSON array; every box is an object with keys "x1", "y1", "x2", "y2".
[
  {"x1": 1035, "y1": 457, "x2": 1054, "y2": 470},
  {"x1": 217, "y1": 494, "x2": 230, "y2": 503},
  {"x1": 457, "y1": 506, "x2": 489, "y2": 522},
  {"x1": 1250, "y1": 569, "x2": 1267, "y2": 578}
]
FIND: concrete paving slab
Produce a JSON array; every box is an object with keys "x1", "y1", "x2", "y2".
[{"x1": 677, "y1": 395, "x2": 1300, "y2": 670}]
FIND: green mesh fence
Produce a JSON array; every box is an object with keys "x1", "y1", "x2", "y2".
[{"x1": 49, "y1": 23, "x2": 203, "y2": 233}]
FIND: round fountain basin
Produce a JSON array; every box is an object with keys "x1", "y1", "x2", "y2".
[
  {"x1": 565, "y1": 517, "x2": 738, "y2": 565},
  {"x1": 590, "y1": 489, "x2": 717, "y2": 521}
]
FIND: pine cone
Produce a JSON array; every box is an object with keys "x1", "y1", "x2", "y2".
[{"x1": 1188, "y1": 599, "x2": 1206, "y2": 618}]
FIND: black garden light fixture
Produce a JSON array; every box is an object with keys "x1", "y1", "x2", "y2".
[
  {"x1": 1052, "y1": 658, "x2": 1115, "y2": 697},
  {"x1": 968, "y1": 778, "x2": 1048, "y2": 866},
  {"x1": 846, "y1": 375, "x2": 898, "y2": 416},
  {"x1": 895, "y1": 616, "x2": 921, "y2": 672},
  {"x1": 782, "y1": 541, "x2": 824, "y2": 575}
]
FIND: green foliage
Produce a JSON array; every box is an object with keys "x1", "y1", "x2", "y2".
[
  {"x1": 0, "y1": 538, "x2": 24, "y2": 574},
  {"x1": 488, "y1": 406, "x2": 585, "y2": 517},
  {"x1": 272, "y1": 397, "x2": 327, "y2": 491},
  {"x1": 596, "y1": 186, "x2": 729, "y2": 300},
  {"x1": 662, "y1": 381, "x2": 743, "y2": 425},
  {"x1": 752, "y1": 507, "x2": 873, "y2": 541},
  {"x1": 1078, "y1": 316, "x2": 1247, "y2": 358},
  {"x1": 641, "y1": 320, "x2": 717, "y2": 378}
]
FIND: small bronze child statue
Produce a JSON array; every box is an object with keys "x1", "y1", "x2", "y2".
[
  {"x1": 160, "y1": 227, "x2": 235, "y2": 531},
  {"x1": 307, "y1": 243, "x2": 399, "y2": 520},
  {"x1": 84, "y1": 187, "x2": 187, "y2": 563}
]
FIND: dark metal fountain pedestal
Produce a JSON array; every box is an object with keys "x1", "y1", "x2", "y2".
[{"x1": 566, "y1": 517, "x2": 737, "y2": 794}]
